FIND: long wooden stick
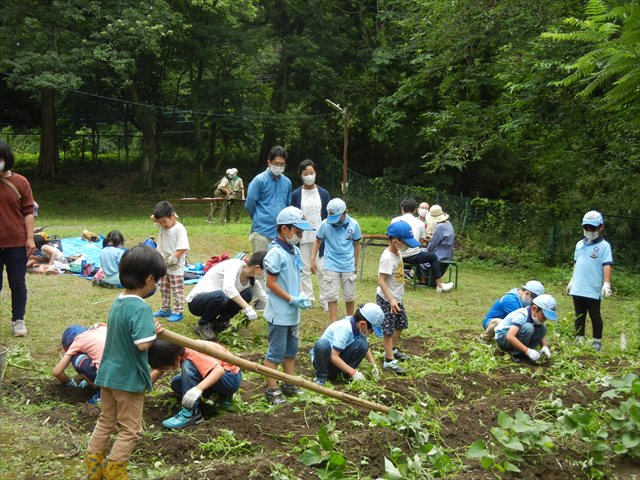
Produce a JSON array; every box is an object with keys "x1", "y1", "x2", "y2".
[{"x1": 158, "y1": 329, "x2": 391, "y2": 414}]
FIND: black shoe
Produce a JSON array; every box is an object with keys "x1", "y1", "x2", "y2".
[
  {"x1": 393, "y1": 349, "x2": 410, "y2": 361},
  {"x1": 194, "y1": 323, "x2": 217, "y2": 341}
]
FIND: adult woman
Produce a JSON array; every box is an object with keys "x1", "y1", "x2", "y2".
[
  {"x1": 425, "y1": 204, "x2": 455, "y2": 276},
  {"x1": 0, "y1": 141, "x2": 36, "y2": 337},
  {"x1": 290, "y1": 159, "x2": 330, "y2": 308},
  {"x1": 186, "y1": 251, "x2": 268, "y2": 341}
]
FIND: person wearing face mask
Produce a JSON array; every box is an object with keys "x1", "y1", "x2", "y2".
[
  {"x1": 186, "y1": 252, "x2": 267, "y2": 341},
  {"x1": 0, "y1": 141, "x2": 36, "y2": 337},
  {"x1": 291, "y1": 159, "x2": 330, "y2": 309},
  {"x1": 494, "y1": 294, "x2": 558, "y2": 363},
  {"x1": 310, "y1": 198, "x2": 362, "y2": 323},
  {"x1": 210, "y1": 168, "x2": 245, "y2": 223},
  {"x1": 566, "y1": 211, "x2": 613, "y2": 351},
  {"x1": 478, "y1": 281, "x2": 545, "y2": 343},
  {"x1": 417, "y1": 202, "x2": 433, "y2": 240}
]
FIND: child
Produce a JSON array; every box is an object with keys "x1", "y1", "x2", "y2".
[
  {"x1": 495, "y1": 294, "x2": 558, "y2": 363},
  {"x1": 93, "y1": 230, "x2": 126, "y2": 288},
  {"x1": 479, "y1": 280, "x2": 545, "y2": 342},
  {"x1": 148, "y1": 339, "x2": 242, "y2": 429},
  {"x1": 151, "y1": 201, "x2": 190, "y2": 322},
  {"x1": 53, "y1": 323, "x2": 107, "y2": 404},
  {"x1": 263, "y1": 206, "x2": 314, "y2": 405},
  {"x1": 566, "y1": 210, "x2": 614, "y2": 351},
  {"x1": 376, "y1": 221, "x2": 416, "y2": 374},
  {"x1": 27, "y1": 233, "x2": 68, "y2": 274},
  {"x1": 85, "y1": 245, "x2": 166, "y2": 480},
  {"x1": 311, "y1": 303, "x2": 384, "y2": 385},
  {"x1": 310, "y1": 198, "x2": 362, "y2": 322}
]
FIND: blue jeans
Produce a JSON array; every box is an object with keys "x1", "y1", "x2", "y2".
[
  {"x1": 496, "y1": 323, "x2": 547, "y2": 353},
  {"x1": 265, "y1": 323, "x2": 300, "y2": 363},
  {"x1": 313, "y1": 336, "x2": 369, "y2": 382},
  {"x1": 188, "y1": 289, "x2": 253, "y2": 331},
  {"x1": 171, "y1": 359, "x2": 242, "y2": 414},
  {"x1": 0, "y1": 246, "x2": 28, "y2": 320}
]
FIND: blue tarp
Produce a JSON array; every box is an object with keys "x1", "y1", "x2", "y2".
[{"x1": 60, "y1": 237, "x2": 103, "y2": 267}]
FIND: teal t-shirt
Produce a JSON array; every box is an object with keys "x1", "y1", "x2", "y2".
[{"x1": 95, "y1": 294, "x2": 157, "y2": 393}]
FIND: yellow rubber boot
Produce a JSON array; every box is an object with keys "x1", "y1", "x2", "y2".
[
  {"x1": 85, "y1": 452, "x2": 105, "y2": 480},
  {"x1": 104, "y1": 460, "x2": 128, "y2": 480}
]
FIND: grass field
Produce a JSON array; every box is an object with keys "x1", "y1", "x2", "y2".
[{"x1": 1, "y1": 196, "x2": 639, "y2": 479}]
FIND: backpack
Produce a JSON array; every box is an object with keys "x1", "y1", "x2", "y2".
[
  {"x1": 204, "y1": 252, "x2": 230, "y2": 273},
  {"x1": 143, "y1": 237, "x2": 157, "y2": 249}
]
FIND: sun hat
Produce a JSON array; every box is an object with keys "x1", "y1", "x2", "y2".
[
  {"x1": 326, "y1": 198, "x2": 347, "y2": 224},
  {"x1": 582, "y1": 210, "x2": 604, "y2": 227},
  {"x1": 386, "y1": 220, "x2": 419, "y2": 248},
  {"x1": 426, "y1": 205, "x2": 449, "y2": 224},
  {"x1": 61, "y1": 324, "x2": 89, "y2": 350},
  {"x1": 226, "y1": 168, "x2": 238, "y2": 176},
  {"x1": 522, "y1": 280, "x2": 545, "y2": 297},
  {"x1": 532, "y1": 294, "x2": 558, "y2": 321},
  {"x1": 276, "y1": 206, "x2": 314, "y2": 230},
  {"x1": 359, "y1": 303, "x2": 384, "y2": 338}
]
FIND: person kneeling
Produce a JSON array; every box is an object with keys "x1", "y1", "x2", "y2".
[
  {"x1": 312, "y1": 303, "x2": 384, "y2": 385},
  {"x1": 148, "y1": 339, "x2": 242, "y2": 429}
]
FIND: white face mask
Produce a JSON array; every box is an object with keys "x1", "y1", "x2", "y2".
[
  {"x1": 270, "y1": 165, "x2": 285, "y2": 176},
  {"x1": 0, "y1": 161, "x2": 5, "y2": 171},
  {"x1": 302, "y1": 174, "x2": 316, "y2": 185},
  {"x1": 418, "y1": 208, "x2": 428, "y2": 218},
  {"x1": 521, "y1": 293, "x2": 532, "y2": 306},
  {"x1": 583, "y1": 230, "x2": 599, "y2": 242},
  {"x1": 533, "y1": 317, "x2": 543, "y2": 326},
  {"x1": 285, "y1": 230, "x2": 301, "y2": 246}
]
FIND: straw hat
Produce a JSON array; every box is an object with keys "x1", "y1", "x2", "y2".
[{"x1": 426, "y1": 205, "x2": 449, "y2": 224}]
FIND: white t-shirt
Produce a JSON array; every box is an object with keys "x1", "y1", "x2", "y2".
[
  {"x1": 186, "y1": 258, "x2": 267, "y2": 304},
  {"x1": 157, "y1": 222, "x2": 190, "y2": 274},
  {"x1": 376, "y1": 248, "x2": 405, "y2": 302},
  {"x1": 390, "y1": 213, "x2": 426, "y2": 258},
  {"x1": 300, "y1": 187, "x2": 322, "y2": 244}
]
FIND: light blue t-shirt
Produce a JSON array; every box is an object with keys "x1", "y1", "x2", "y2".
[
  {"x1": 263, "y1": 239, "x2": 303, "y2": 326},
  {"x1": 245, "y1": 169, "x2": 292, "y2": 239},
  {"x1": 319, "y1": 316, "x2": 363, "y2": 352},
  {"x1": 570, "y1": 237, "x2": 613, "y2": 300},
  {"x1": 316, "y1": 215, "x2": 362, "y2": 272},
  {"x1": 100, "y1": 245, "x2": 125, "y2": 285},
  {"x1": 494, "y1": 306, "x2": 531, "y2": 340},
  {"x1": 482, "y1": 288, "x2": 525, "y2": 329}
]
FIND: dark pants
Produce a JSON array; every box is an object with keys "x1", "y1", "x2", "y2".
[
  {"x1": 171, "y1": 359, "x2": 242, "y2": 414},
  {"x1": 404, "y1": 249, "x2": 444, "y2": 281},
  {"x1": 188, "y1": 289, "x2": 253, "y2": 332},
  {"x1": 573, "y1": 295, "x2": 603, "y2": 340},
  {"x1": 0, "y1": 246, "x2": 28, "y2": 320},
  {"x1": 71, "y1": 353, "x2": 98, "y2": 383},
  {"x1": 313, "y1": 335, "x2": 369, "y2": 382},
  {"x1": 496, "y1": 323, "x2": 547, "y2": 354}
]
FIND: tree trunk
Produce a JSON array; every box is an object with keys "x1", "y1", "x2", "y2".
[
  {"x1": 258, "y1": 54, "x2": 289, "y2": 166},
  {"x1": 36, "y1": 87, "x2": 60, "y2": 179},
  {"x1": 208, "y1": 118, "x2": 218, "y2": 168},
  {"x1": 130, "y1": 86, "x2": 160, "y2": 189},
  {"x1": 190, "y1": 59, "x2": 205, "y2": 176}
]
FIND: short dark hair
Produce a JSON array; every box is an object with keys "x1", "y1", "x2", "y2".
[
  {"x1": 298, "y1": 159, "x2": 317, "y2": 177},
  {"x1": 354, "y1": 304, "x2": 374, "y2": 331},
  {"x1": 401, "y1": 198, "x2": 417, "y2": 213},
  {"x1": 269, "y1": 145, "x2": 287, "y2": 161},
  {"x1": 0, "y1": 141, "x2": 15, "y2": 171},
  {"x1": 276, "y1": 224, "x2": 294, "y2": 233},
  {"x1": 153, "y1": 201, "x2": 175, "y2": 219},
  {"x1": 148, "y1": 339, "x2": 185, "y2": 369},
  {"x1": 34, "y1": 233, "x2": 48, "y2": 249},
  {"x1": 103, "y1": 230, "x2": 125, "y2": 248},
  {"x1": 247, "y1": 251, "x2": 266, "y2": 267},
  {"x1": 118, "y1": 245, "x2": 167, "y2": 289}
]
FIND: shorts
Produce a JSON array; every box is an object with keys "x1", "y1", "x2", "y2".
[
  {"x1": 71, "y1": 353, "x2": 98, "y2": 383},
  {"x1": 322, "y1": 270, "x2": 356, "y2": 302},
  {"x1": 265, "y1": 323, "x2": 300, "y2": 363},
  {"x1": 249, "y1": 232, "x2": 272, "y2": 254},
  {"x1": 376, "y1": 294, "x2": 408, "y2": 336}
]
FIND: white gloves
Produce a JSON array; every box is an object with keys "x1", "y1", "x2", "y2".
[
  {"x1": 242, "y1": 306, "x2": 258, "y2": 321},
  {"x1": 182, "y1": 387, "x2": 203, "y2": 409},
  {"x1": 601, "y1": 282, "x2": 612, "y2": 298},
  {"x1": 566, "y1": 278, "x2": 573, "y2": 295},
  {"x1": 540, "y1": 346, "x2": 551, "y2": 359},
  {"x1": 166, "y1": 254, "x2": 179, "y2": 267},
  {"x1": 526, "y1": 349, "x2": 541, "y2": 362},
  {"x1": 371, "y1": 367, "x2": 380, "y2": 379},
  {"x1": 351, "y1": 370, "x2": 365, "y2": 381}
]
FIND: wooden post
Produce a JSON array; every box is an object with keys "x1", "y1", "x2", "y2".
[{"x1": 157, "y1": 329, "x2": 391, "y2": 414}]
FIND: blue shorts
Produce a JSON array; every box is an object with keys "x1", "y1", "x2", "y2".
[
  {"x1": 71, "y1": 353, "x2": 98, "y2": 383},
  {"x1": 265, "y1": 323, "x2": 300, "y2": 363}
]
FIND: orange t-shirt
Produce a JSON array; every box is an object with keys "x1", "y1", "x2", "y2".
[{"x1": 182, "y1": 346, "x2": 240, "y2": 377}]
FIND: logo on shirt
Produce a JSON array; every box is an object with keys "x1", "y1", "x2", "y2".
[
  {"x1": 590, "y1": 247, "x2": 600, "y2": 259},
  {"x1": 346, "y1": 228, "x2": 354, "y2": 240}
]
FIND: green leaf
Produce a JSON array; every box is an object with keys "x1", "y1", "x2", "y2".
[
  {"x1": 481, "y1": 456, "x2": 495, "y2": 470},
  {"x1": 383, "y1": 457, "x2": 404, "y2": 479},
  {"x1": 467, "y1": 440, "x2": 489, "y2": 459},
  {"x1": 318, "y1": 425, "x2": 334, "y2": 451},
  {"x1": 299, "y1": 446, "x2": 328, "y2": 467},
  {"x1": 504, "y1": 439, "x2": 525, "y2": 452},
  {"x1": 622, "y1": 433, "x2": 640, "y2": 449},
  {"x1": 504, "y1": 460, "x2": 521, "y2": 472}
]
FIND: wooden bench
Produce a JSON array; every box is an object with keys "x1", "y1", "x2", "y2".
[{"x1": 174, "y1": 197, "x2": 245, "y2": 223}]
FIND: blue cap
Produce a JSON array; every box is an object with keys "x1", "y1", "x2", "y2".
[
  {"x1": 276, "y1": 206, "x2": 314, "y2": 230},
  {"x1": 533, "y1": 294, "x2": 558, "y2": 321},
  {"x1": 386, "y1": 221, "x2": 419, "y2": 248},
  {"x1": 359, "y1": 303, "x2": 384, "y2": 338},
  {"x1": 522, "y1": 280, "x2": 545, "y2": 297},
  {"x1": 326, "y1": 198, "x2": 347, "y2": 224},
  {"x1": 582, "y1": 210, "x2": 604, "y2": 227},
  {"x1": 61, "y1": 324, "x2": 88, "y2": 350}
]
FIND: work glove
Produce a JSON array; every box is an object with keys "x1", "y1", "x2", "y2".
[
  {"x1": 371, "y1": 367, "x2": 380, "y2": 380},
  {"x1": 526, "y1": 349, "x2": 541, "y2": 362},
  {"x1": 166, "y1": 255, "x2": 179, "y2": 267},
  {"x1": 67, "y1": 379, "x2": 89, "y2": 388},
  {"x1": 565, "y1": 278, "x2": 573, "y2": 295},
  {"x1": 242, "y1": 306, "x2": 258, "y2": 321},
  {"x1": 289, "y1": 293, "x2": 312, "y2": 310},
  {"x1": 181, "y1": 387, "x2": 203, "y2": 409},
  {"x1": 601, "y1": 282, "x2": 612, "y2": 298},
  {"x1": 540, "y1": 346, "x2": 551, "y2": 359},
  {"x1": 351, "y1": 370, "x2": 365, "y2": 381}
]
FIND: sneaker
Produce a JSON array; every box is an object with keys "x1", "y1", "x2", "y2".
[
  {"x1": 162, "y1": 407, "x2": 203, "y2": 429},
  {"x1": 309, "y1": 347, "x2": 315, "y2": 364},
  {"x1": 88, "y1": 392, "x2": 101, "y2": 404},
  {"x1": 393, "y1": 349, "x2": 410, "y2": 361},
  {"x1": 193, "y1": 323, "x2": 217, "y2": 341},
  {"x1": 436, "y1": 282, "x2": 454, "y2": 293},
  {"x1": 383, "y1": 359, "x2": 406, "y2": 374},
  {"x1": 153, "y1": 309, "x2": 172, "y2": 318},
  {"x1": 280, "y1": 383, "x2": 302, "y2": 396},
  {"x1": 576, "y1": 335, "x2": 585, "y2": 344},
  {"x1": 167, "y1": 312, "x2": 184, "y2": 323},
  {"x1": 322, "y1": 301, "x2": 329, "y2": 312},
  {"x1": 593, "y1": 340, "x2": 602, "y2": 352},
  {"x1": 313, "y1": 377, "x2": 326, "y2": 386},
  {"x1": 265, "y1": 387, "x2": 287, "y2": 405},
  {"x1": 12, "y1": 319, "x2": 27, "y2": 337}
]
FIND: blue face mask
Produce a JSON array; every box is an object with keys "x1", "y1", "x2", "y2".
[{"x1": 143, "y1": 287, "x2": 157, "y2": 299}]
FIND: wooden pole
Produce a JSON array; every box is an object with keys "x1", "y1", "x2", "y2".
[{"x1": 158, "y1": 329, "x2": 391, "y2": 414}]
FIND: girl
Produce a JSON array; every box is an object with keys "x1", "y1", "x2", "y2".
[
  {"x1": 93, "y1": 230, "x2": 126, "y2": 288},
  {"x1": 28, "y1": 233, "x2": 68, "y2": 274}
]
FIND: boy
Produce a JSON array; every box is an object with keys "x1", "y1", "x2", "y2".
[
  {"x1": 151, "y1": 200, "x2": 190, "y2": 322},
  {"x1": 494, "y1": 294, "x2": 558, "y2": 363},
  {"x1": 566, "y1": 210, "x2": 614, "y2": 351},
  {"x1": 148, "y1": 339, "x2": 242, "y2": 429},
  {"x1": 263, "y1": 206, "x2": 314, "y2": 404},
  {"x1": 376, "y1": 220, "x2": 416, "y2": 374},
  {"x1": 310, "y1": 198, "x2": 362, "y2": 322},
  {"x1": 85, "y1": 245, "x2": 166, "y2": 480},
  {"x1": 311, "y1": 303, "x2": 384, "y2": 385},
  {"x1": 479, "y1": 280, "x2": 545, "y2": 342}
]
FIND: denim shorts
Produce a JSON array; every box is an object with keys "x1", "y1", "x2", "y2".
[{"x1": 265, "y1": 323, "x2": 300, "y2": 363}]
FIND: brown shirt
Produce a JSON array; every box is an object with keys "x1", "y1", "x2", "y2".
[{"x1": 0, "y1": 172, "x2": 35, "y2": 247}]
